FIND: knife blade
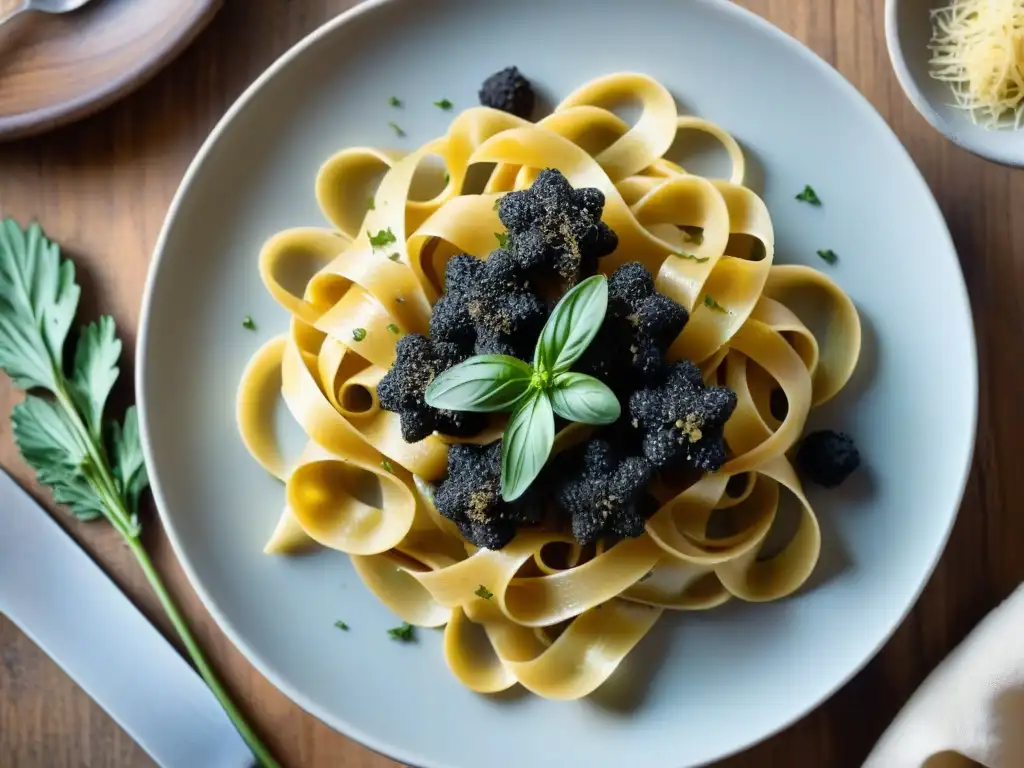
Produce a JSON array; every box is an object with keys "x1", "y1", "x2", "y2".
[{"x1": 0, "y1": 469, "x2": 255, "y2": 768}]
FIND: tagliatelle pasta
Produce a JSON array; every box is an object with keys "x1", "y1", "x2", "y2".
[{"x1": 236, "y1": 73, "x2": 861, "y2": 699}]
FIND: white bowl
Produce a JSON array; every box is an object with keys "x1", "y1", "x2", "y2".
[
  {"x1": 885, "y1": 0, "x2": 1024, "y2": 166},
  {"x1": 137, "y1": 0, "x2": 978, "y2": 766}
]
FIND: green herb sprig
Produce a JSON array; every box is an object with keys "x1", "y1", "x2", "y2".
[
  {"x1": 388, "y1": 622, "x2": 415, "y2": 641},
  {"x1": 0, "y1": 220, "x2": 279, "y2": 767},
  {"x1": 425, "y1": 275, "x2": 618, "y2": 501},
  {"x1": 816, "y1": 248, "x2": 838, "y2": 265}
]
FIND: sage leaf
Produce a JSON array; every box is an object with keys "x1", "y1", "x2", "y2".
[
  {"x1": 425, "y1": 354, "x2": 533, "y2": 413},
  {"x1": 534, "y1": 274, "x2": 608, "y2": 374},
  {"x1": 550, "y1": 372, "x2": 620, "y2": 425},
  {"x1": 500, "y1": 390, "x2": 554, "y2": 502}
]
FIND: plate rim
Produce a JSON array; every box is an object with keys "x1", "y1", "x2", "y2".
[
  {"x1": 136, "y1": 1, "x2": 979, "y2": 766},
  {"x1": 0, "y1": 0, "x2": 222, "y2": 141}
]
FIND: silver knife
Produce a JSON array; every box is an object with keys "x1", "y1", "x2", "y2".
[{"x1": 0, "y1": 469, "x2": 256, "y2": 768}]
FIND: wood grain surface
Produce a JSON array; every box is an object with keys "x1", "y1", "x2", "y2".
[
  {"x1": 0, "y1": 1, "x2": 1019, "y2": 766},
  {"x1": 0, "y1": 0, "x2": 221, "y2": 140}
]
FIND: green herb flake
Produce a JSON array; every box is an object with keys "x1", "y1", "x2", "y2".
[
  {"x1": 475, "y1": 585, "x2": 494, "y2": 600},
  {"x1": 816, "y1": 248, "x2": 838, "y2": 265},
  {"x1": 334, "y1": 620, "x2": 349, "y2": 631},
  {"x1": 352, "y1": 328, "x2": 367, "y2": 342},
  {"x1": 795, "y1": 185, "x2": 822, "y2": 206},
  {"x1": 387, "y1": 323, "x2": 400, "y2": 334},
  {"x1": 367, "y1": 197, "x2": 375, "y2": 211},
  {"x1": 495, "y1": 232, "x2": 509, "y2": 248},
  {"x1": 492, "y1": 197, "x2": 502, "y2": 211},
  {"x1": 242, "y1": 316, "x2": 256, "y2": 330},
  {"x1": 389, "y1": 96, "x2": 402, "y2": 108},
  {"x1": 369, "y1": 228, "x2": 396, "y2": 249},
  {"x1": 443, "y1": 171, "x2": 450, "y2": 185},
  {"x1": 388, "y1": 121, "x2": 406, "y2": 137},
  {"x1": 381, "y1": 459, "x2": 394, "y2": 474},
  {"x1": 703, "y1": 294, "x2": 729, "y2": 313},
  {"x1": 388, "y1": 253, "x2": 401, "y2": 263},
  {"x1": 675, "y1": 252, "x2": 710, "y2": 264},
  {"x1": 387, "y1": 622, "x2": 415, "y2": 642},
  {"x1": 434, "y1": 98, "x2": 454, "y2": 110}
]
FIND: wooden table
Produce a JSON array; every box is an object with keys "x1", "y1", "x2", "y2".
[{"x1": 0, "y1": 1, "x2": 1019, "y2": 766}]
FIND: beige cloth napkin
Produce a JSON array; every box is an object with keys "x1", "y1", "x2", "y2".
[{"x1": 864, "y1": 584, "x2": 1024, "y2": 768}]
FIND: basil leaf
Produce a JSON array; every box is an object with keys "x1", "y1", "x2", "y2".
[
  {"x1": 500, "y1": 390, "x2": 554, "y2": 501},
  {"x1": 550, "y1": 372, "x2": 620, "y2": 425},
  {"x1": 424, "y1": 354, "x2": 533, "y2": 412},
  {"x1": 534, "y1": 274, "x2": 608, "y2": 374}
]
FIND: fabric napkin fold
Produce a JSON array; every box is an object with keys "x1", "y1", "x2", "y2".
[{"x1": 864, "y1": 583, "x2": 1024, "y2": 768}]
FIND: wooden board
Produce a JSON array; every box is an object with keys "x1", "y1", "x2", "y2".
[
  {"x1": 0, "y1": 0, "x2": 221, "y2": 140},
  {"x1": 1, "y1": 1, "x2": 1022, "y2": 766}
]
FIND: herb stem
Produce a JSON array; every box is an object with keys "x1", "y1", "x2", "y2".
[{"x1": 126, "y1": 536, "x2": 281, "y2": 768}]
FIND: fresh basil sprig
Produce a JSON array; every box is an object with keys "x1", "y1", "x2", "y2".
[{"x1": 425, "y1": 274, "x2": 619, "y2": 501}]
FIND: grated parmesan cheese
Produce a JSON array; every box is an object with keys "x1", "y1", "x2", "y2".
[{"x1": 928, "y1": 0, "x2": 1024, "y2": 129}]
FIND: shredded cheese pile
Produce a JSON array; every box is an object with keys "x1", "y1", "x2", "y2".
[{"x1": 929, "y1": 0, "x2": 1024, "y2": 129}]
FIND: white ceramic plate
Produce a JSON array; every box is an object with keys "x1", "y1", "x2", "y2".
[{"x1": 137, "y1": 1, "x2": 977, "y2": 766}]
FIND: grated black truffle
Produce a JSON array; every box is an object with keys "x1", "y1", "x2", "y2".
[
  {"x1": 796, "y1": 430, "x2": 860, "y2": 488},
  {"x1": 628, "y1": 361, "x2": 737, "y2": 472},
  {"x1": 478, "y1": 66, "x2": 535, "y2": 119},
  {"x1": 498, "y1": 169, "x2": 618, "y2": 285},
  {"x1": 429, "y1": 254, "x2": 483, "y2": 352},
  {"x1": 377, "y1": 334, "x2": 484, "y2": 442},
  {"x1": 434, "y1": 443, "x2": 543, "y2": 549},
  {"x1": 465, "y1": 248, "x2": 547, "y2": 347},
  {"x1": 554, "y1": 439, "x2": 657, "y2": 545},
  {"x1": 577, "y1": 262, "x2": 689, "y2": 391}
]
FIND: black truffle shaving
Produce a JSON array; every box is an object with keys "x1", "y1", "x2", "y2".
[
  {"x1": 498, "y1": 169, "x2": 618, "y2": 285},
  {"x1": 429, "y1": 254, "x2": 483, "y2": 352},
  {"x1": 628, "y1": 361, "x2": 737, "y2": 472},
  {"x1": 554, "y1": 439, "x2": 657, "y2": 545},
  {"x1": 434, "y1": 444, "x2": 543, "y2": 549},
  {"x1": 478, "y1": 66, "x2": 535, "y2": 118},
  {"x1": 376, "y1": 334, "x2": 485, "y2": 442},
  {"x1": 796, "y1": 430, "x2": 860, "y2": 488},
  {"x1": 577, "y1": 262, "x2": 689, "y2": 392}
]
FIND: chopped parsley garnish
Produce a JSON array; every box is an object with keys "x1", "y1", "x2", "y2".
[
  {"x1": 816, "y1": 248, "x2": 838, "y2": 265},
  {"x1": 387, "y1": 622, "x2": 415, "y2": 642},
  {"x1": 795, "y1": 185, "x2": 821, "y2": 206},
  {"x1": 388, "y1": 121, "x2": 406, "y2": 137},
  {"x1": 381, "y1": 459, "x2": 394, "y2": 473},
  {"x1": 475, "y1": 585, "x2": 494, "y2": 600},
  {"x1": 352, "y1": 328, "x2": 367, "y2": 342},
  {"x1": 675, "y1": 252, "x2": 710, "y2": 264},
  {"x1": 387, "y1": 323, "x2": 400, "y2": 334},
  {"x1": 388, "y1": 252, "x2": 401, "y2": 263},
  {"x1": 495, "y1": 232, "x2": 509, "y2": 248},
  {"x1": 367, "y1": 197, "x2": 375, "y2": 210},
  {"x1": 334, "y1": 620, "x2": 349, "y2": 631},
  {"x1": 434, "y1": 98, "x2": 453, "y2": 110},
  {"x1": 703, "y1": 295, "x2": 728, "y2": 313},
  {"x1": 443, "y1": 171, "x2": 450, "y2": 184},
  {"x1": 242, "y1": 316, "x2": 256, "y2": 331},
  {"x1": 388, "y1": 96, "x2": 401, "y2": 108},
  {"x1": 369, "y1": 228, "x2": 396, "y2": 249}
]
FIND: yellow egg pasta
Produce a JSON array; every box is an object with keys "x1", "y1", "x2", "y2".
[{"x1": 236, "y1": 73, "x2": 861, "y2": 700}]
